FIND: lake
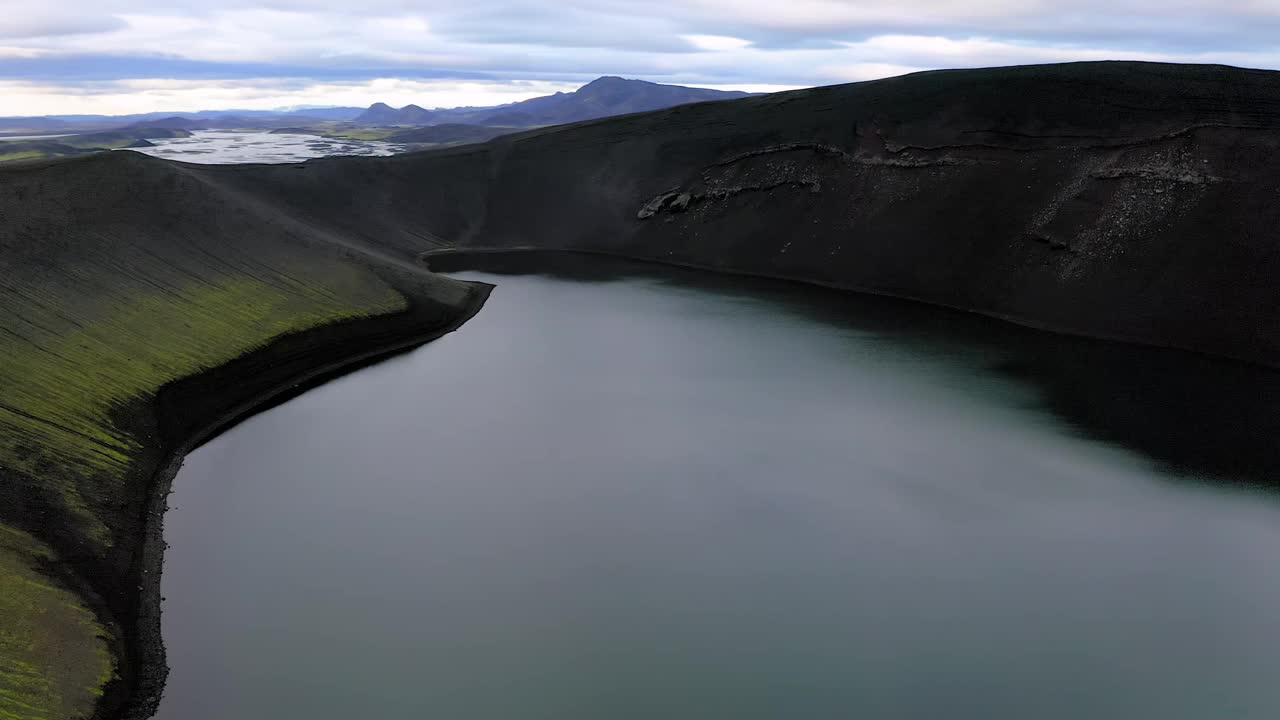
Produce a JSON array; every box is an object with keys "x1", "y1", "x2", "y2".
[
  {"x1": 157, "y1": 253, "x2": 1280, "y2": 719},
  {"x1": 130, "y1": 130, "x2": 404, "y2": 164}
]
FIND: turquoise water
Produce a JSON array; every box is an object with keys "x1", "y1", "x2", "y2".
[{"x1": 158, "y1": 255, "x2": 1280, "y2": 719}]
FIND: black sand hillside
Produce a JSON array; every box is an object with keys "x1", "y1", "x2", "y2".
[
  {"x1": 4, "y1": 61, "x2": 1280, "y2": 720},
  {"x1": 218, "y1": 61, "x2": 1280, "y2": 368}
]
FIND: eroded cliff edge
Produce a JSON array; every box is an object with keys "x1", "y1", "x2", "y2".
[
  {"x1": 3, "y1": 60, "x2": 1280, "y2": 720},
  {"x1": 223, "y1": 60, "x2": 1280, "y2": 368}
]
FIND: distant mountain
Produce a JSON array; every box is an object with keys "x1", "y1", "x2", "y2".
[
  {"x1": 357, "y1": 103, "x2": 436, "y2": 125},
  {"x1": 0, "y1": 117, "x2": 71, "y2": 136},
  {"x1": 357, "y1": 103, "x2": 396, "y2": 124},
  {"x1": 0, "y1": 107, "x2": 366, "y2": 136},
  {"x1": 355, "y1": 77, "x2": 750, "y2": 127},
  {"x1": 128, "y1": 117, "x2": 204, "y2": 130},
  {"x1": 276, "y1": 107, "x2": 365, "y2": 121},
  {"x1": 2, "y1": 78, "x2": 743, "y2": 142},
  {"x1": 44, "y1": 108, "x2": 364, "y2": 123}
]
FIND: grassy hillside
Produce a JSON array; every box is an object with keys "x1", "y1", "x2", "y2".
[
  {"x1": 388, "y1": 124, "x2": 515, "y2": 145},
  {"x1": 0, "y1": 270, "x2": 405, "y2": 545},
  {"x1": 0, "y1": 129, "x2": 190, "y2": 165},
  {"x1": 0, "y1": 258, "x2": 406, "y2": 720},
  {"x1": 0, "y1": 527, "x2": 114, "y2": 720},
  {"x1": 0, "y1": 151, "x2": 486, "y2": 719}
]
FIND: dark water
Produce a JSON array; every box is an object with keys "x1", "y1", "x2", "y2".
[{"x1": 158, "y1": 254, "x2": 1280, "y2": 720}]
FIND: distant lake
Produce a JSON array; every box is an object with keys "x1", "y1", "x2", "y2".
[
  {"x1": 157, "y1": 253, "x2": 1280, "y2": 720},
  {"x1": 130, "y1": 130, "x2": 404, "y2": 164}
]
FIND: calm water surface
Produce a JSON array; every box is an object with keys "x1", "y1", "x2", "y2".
[{"x1": 158, "y1": 255, "x2": 1280, "y2": 719}]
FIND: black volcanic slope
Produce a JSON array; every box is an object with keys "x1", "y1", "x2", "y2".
[
  {"x1": 236, "y1": 62, "x2": 1280, "y2": 368},
  {"x1": 3, "y1": 61, "x2": 1280, "y2": 720}
]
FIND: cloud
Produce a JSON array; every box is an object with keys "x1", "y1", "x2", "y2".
[
  {"x1": 1, "y1": 0, "x2": 1279, "y2": 114},
  {"x1": 427, "y1": 3, "x2": 692, "y2": 52},
  {"x1": 0, "y1": 77, "x2": 578, "y2": 116},
  {"x1": 0, "y1": 47, "x2": 50, "y2": 59},
  {"x1": 683, "y1": 34, "x2": 752, "y2": 51},
  {"x1": 683, "y1": 0, "x2": 1280, "y2": 42},
  {"x1": 843, "y1": 34, "x2": 1172, "y2": 67},
  {"x1": 0, "y1": 9, "x2": 126, "y2": 39}
]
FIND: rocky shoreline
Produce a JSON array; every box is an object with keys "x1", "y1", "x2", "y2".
[{"x1": 110, "y1": 283, "x2": 491, "y2": 719}]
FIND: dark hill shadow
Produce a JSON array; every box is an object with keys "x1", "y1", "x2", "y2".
[{"x1": 433, "y1": 249, "x2": 1280, "y2": 490}]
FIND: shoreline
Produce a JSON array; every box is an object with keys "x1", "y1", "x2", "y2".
[
  {"x1": 107, "y1": 281, "x2": 492, "y2": 720},
  {"x1": 420, "y1": 246, "x2": 1280, "y2": 374},
  {"x1": 70, "y1": 237, "x2": 1280, "y2": 719}
]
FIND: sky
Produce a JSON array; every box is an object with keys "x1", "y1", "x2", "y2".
[{"x1": 2, "y1": 0, "x2": 1279, "y2": 116}]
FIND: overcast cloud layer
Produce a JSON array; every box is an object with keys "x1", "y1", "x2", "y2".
[{"x1": 2, "y1": 0, "x2": 1279, "y2": 115}]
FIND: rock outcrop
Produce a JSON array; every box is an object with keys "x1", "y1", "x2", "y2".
[{"x1": 230, "y1": 61, "x2": 1280, "y2": 368}]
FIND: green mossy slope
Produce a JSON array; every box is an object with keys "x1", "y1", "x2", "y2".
[
  {"x1": 0, "y1": 527, "x2": 113, "y2": 720},
  {"x1": 1, "y1": 271, "x2": 405, "y2": 545},
  {"x1": 0, "y1": 150, "x2": 483, "y2": 719}
]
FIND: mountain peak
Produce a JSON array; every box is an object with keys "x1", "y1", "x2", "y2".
[
  {"x1": 356, "y1": 102, "x2": 436, "y2": 125},
  {"x1": 357, "y1": 77, "x2": 747, "y2": 127},
  {"x1": 580, "y1": 76, "x2": 642, "y2": 89}
]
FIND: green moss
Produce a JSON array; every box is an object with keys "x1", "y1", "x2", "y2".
[
  {"x1": 0, "y1": 267, "x2": 406, "y2": 547},
  {"x1": 0, "y1": 525, "x2": 114, "y2": 720},
  {"x1": 0, "y1": 228, "x2": 418, "y2": 713},
  {"x1": 0, "y1": 261, "x2": 408, "y2": 714},
  {"x1": 0, "y1": 152, "x2": 47, "y2": 164},
  {"x1": 57, "y1": 138, "x2": 130, "y2": 151}
]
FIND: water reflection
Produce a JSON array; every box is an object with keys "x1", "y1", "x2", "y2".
[
  {"x1": 158, "y1": 253, "x2": 1280, "y2": 720},
  {"x1": 432, "y1": 250, "x2": 1280, "y2": 488}
]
